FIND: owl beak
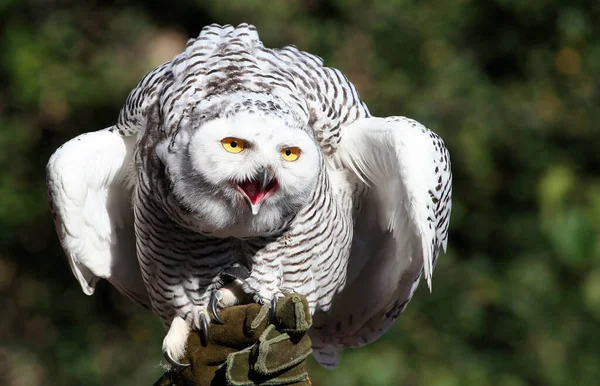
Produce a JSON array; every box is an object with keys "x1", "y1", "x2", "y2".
[
  {"x1": 258, "y1": 168, "x2": 275, "y2": 193},
  {"x1": 249, "y1": 200, "x2": 262, "y2": 216},
  {"x1": 236, "y1": 168, "x2": 278, "y2": 216}
]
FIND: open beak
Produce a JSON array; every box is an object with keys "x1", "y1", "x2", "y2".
[{"x1": 235, "y1": 168, "x2": 278, "y2": 215}]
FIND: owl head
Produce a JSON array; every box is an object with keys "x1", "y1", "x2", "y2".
[{"x1": 156, "y1": 94, "x2": 321, "y2": 237}]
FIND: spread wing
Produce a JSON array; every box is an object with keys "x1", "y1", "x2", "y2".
[
  {"x1": 46, "y1": 127, "x2": 149, "y2": 308},
  {"x1": 311, "y1": 116, "x2": 452, "y2": 368}
]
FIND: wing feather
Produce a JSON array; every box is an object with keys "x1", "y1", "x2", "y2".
[
  {"x1": 339, "y1": 116, "x2": 452, "y2": 289},
  {"x1": 311, "y1": 116, "x2": 451, "y2": 366},
  {"x1": 47, "y1": 127, "x2": 149, "y2": 307}
]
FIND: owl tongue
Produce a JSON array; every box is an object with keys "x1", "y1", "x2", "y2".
[
  {"x1": 239, "y1": 180, "x2": 266, "y2": 205},
  {"x1": 237, "y1": 169, "x2": 277, "y2": 215}
]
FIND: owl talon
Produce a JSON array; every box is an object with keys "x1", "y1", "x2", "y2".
[
  {"x1": 209, "y1": 292, "x2": 224, "y2": 325},
  {"x1": 269, "y1": 296, "x2": 278, "y2": 324},
  {"x1": 199, "y1": 312, "x2": 209, "y2": 347},
  {"x1": 162, "y1": 348, "x2": 190, "y2": 370}
]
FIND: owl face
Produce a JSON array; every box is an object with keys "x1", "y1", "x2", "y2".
[{"x1": 157, "y1": 109, "x2": 321, "y2": 237}]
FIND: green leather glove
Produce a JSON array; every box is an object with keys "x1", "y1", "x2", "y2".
[{"x1": 153, "y1": 294, "x2": 313, "y2": 386}]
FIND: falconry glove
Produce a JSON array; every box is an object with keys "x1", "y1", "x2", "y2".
[{"x1": 153, "y1": 293, "x2": 313, "y2": 386}]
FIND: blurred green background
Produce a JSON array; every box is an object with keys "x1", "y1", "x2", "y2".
[{"x1": 1, "y1": 0, "x2": 599, "y2": 385}]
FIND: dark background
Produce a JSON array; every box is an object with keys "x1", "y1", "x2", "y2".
[{"x1": 1, "y1": 1, "x2": 599, "y2": 385}]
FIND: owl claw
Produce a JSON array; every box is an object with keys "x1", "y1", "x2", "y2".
[
  {"x1": 199, "y1": 312, "x2": 209, "y2": 347},
  {"x1": 269, "y1": 296, "x2": 278, "y2": 324},
  {"x1": 162, "y1": 348, "x2": 190, "y2": 370},
  {"x1": 208, "y1": 292, "x2": 224, "y2": 325}
]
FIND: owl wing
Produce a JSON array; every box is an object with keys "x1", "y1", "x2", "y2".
[
  {"x1": 46, "y1": 127, "x2": 149, "y2": 308},
  {"x1": 311, "y1": 116, "x2": 452, "y2": 368}
]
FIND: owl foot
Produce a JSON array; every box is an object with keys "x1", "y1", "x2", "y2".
[
  {"x1": 208, "y1": 264, "x2": 251, "y2": 324},
  {"x1": 242, "y1": 277, "x2": 287, "y2": 324},
  {"x1": 162, "y1": 310, "x2": 213, "y2": 370},
  {"x1": 211, "y1": 288, "x2": 279, "y2": 324},
  {"x1": 162, "y1": 316, "x2": 191, "y2": 370}
]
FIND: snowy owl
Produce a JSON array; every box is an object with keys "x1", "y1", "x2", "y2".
[{"x1": 46, "y1": 23, "x2": 452, "y2": 369}]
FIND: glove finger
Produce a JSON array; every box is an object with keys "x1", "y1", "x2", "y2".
[
  {"x1": 225, "y1": 348, "x2": 254, "y2": 386},
  {"x1": 247, "y1": 293, "x2": 313, "y2": 337},
  {"x1": 271, "y1": 294, "x2": 312, "y2": 333},
  {"x1": 226, "y1": 347, "x2": 311, "y2": 386},
  {"x1": 251, "y1": 325, "x2": 313, "y2": 376}
]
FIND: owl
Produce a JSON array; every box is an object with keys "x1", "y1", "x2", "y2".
[{"x1": 46, "y1": 23, "x2": 452, "y2": 369}]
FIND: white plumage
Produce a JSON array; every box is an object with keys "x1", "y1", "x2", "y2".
[
  {"x1": 47, "y1": 23, "x2": 452, "y2": 369},
  {"x1": 46, "y1": 129, "x2": 148, "y2": 306}
]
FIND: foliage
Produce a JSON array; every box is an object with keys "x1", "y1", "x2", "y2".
[{"x1": 1, "y1": 1, "x2": 598, "y2": 385}]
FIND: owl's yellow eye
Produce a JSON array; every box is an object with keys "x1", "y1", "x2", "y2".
[
  {"x1": 221, "y1": 137, "x2": 246, "y2": 153},
  {"x1": 281, "y1": 147, "x2": 301, "y2": 162}
]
